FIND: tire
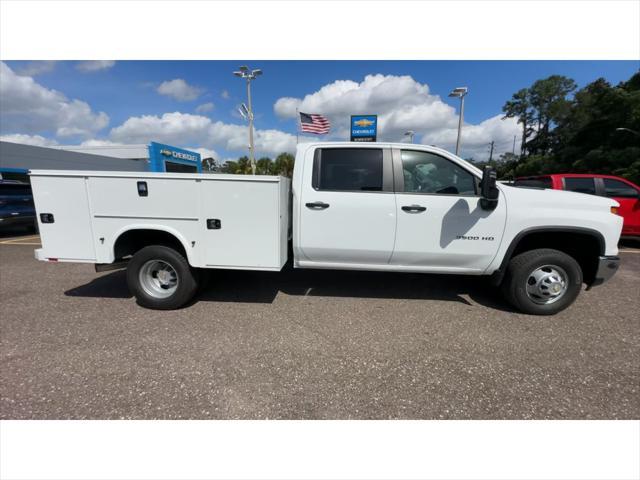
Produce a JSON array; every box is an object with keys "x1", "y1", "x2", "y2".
[
  {"x1": 501, "y1": 248, "x2": 583, "y2": 315},
  {"x1": 126, "y1": 245, "x2": 199, "y2": 310}
]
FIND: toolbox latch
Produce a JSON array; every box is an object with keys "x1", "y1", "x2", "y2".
[{"x1": 206, "y1": 219, "x2": 221, "y2": 230}]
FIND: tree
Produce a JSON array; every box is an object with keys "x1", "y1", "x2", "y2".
[
  {"x1": 217, "y1": 152, "x2": 296, "y2": 177},
  {"x1": 526, "y1": 75, "x2": 576, "y2": 155},
  {"x1": 234, "y1": 156, "x2": 253, "y2": 174},
  {"x1": 219, "y1": 156, "x2": 252, "y2": 174},
  {"x1": 499, "y1": 71, "x2": 640, "y2": 184},
  {"x1": 201, "y1": 157, "x2": 218, "y2": 172},
  {"x1": 219, "y1": 160, "x2": 237, "y2": 174},
  {"x1": 502, "y1": 88, "x2": 533, "y2": 157},
  {"x1": 272, "y1": 152, "x2": 295, "y2": 177},
  {"x1": 498, "y1": 152, "x2": 519, "y2": 164},
  {"x1": 256, "y1": 157, "x2": 273, "y2": 175}
]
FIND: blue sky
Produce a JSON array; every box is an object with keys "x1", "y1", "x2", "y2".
[{"x1": 1, "y1": 60, "x2": 638, "y2": 161}]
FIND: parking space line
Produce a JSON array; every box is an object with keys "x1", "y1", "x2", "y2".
[
  {"x1": 2, "y1": 242, "x2": 42, "y2": 245},
  {"x1": 619, "y1": 249, "x2": 640, "y2": 254},
  {"x1": 0, "y1": 236, "x2": 41, "y2": 245},
  {"x1": 1, "y1": 234, "x2": 40, "y2": 240}
]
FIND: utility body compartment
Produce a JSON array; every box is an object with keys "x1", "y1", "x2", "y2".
[{"x1": 31, "y1": 170, "x2": 290, "y2": 271}]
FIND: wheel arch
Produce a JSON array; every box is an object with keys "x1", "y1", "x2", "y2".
[
  {"x1": 493, "y1": 226, "x2": 605, "y2": 286},
  {"x1": 111, "y1": 225, "x2": 194, "y2": 266}
]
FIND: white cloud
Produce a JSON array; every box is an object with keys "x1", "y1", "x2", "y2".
[
  {"x1": 195, "y1": 102, "x2": 215, "y2": 114},
  {"x1": 16, "y1": 61, "x2": 57, "y2": 76},
  {"x1": 109, "y1": 112, "x2": 295, "y2": 157},
  {"x1": 221, "y1": 90, "x2": 230, "y2": 100},
  {"x1": 188, "y1": 147, "x2": 219, "y2": 160},
  {"x1": 157, "y1": 79, "x2": 204, "y2": 101},
  {"x1": 79, "y1": 139, "x2": 122, "y2": 147},
  {"x1": 274, "y1": 73, "x2": 521, "y2": 160},
  {"x1": 422, "y1": 115, "x2": 521, "y2": 160},
  {"x1": 76, "y1": 61, "x2": 116, "y2": 73},
  {"x1": 0, "y1": 133, "x2": 58, "y2": 147},
  {"x1": 0, "y1": 62, "x2": 109, "y2": 139},
  {"x1": 110, "y1": 112, "x2": 211, "y2": 145}
]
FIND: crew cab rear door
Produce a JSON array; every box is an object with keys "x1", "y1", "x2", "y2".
[
  {"x1": 297, "y1": 146, "x2": 396, "y2": 264},
  {"x1": 390, "y1": 148, "x2": 506, "y2": 272}
]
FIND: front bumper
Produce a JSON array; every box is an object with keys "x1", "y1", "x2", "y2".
[{"x1": 589, "y1": 255, "x2": 620, "y2": 288}]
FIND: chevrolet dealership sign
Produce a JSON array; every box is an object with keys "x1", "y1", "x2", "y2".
[
  {"x1": 159, "y1": 147, "x2": 198, "y2": 162},
  {"x1": 350, "y1": 115, "x2": 378, "y2": 142},
  {"x1": 148, "y1": 142, "x2": 201, "y2": 172}
]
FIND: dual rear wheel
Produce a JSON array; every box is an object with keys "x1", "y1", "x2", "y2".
[{"x1": 126, "y1": 245, "x2": 199, "y2": 310}]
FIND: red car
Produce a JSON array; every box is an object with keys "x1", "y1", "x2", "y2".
[{"x1": 514, "y1": 174, "x2": 640, "y2": 238}]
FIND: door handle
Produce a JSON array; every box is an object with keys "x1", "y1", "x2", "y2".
[
  {"x1": 401, "y1": 204, "x2": 426, "y2": 213},
  {"x1": 306, "y1": 201, "x2": 330, "y2": 210}
]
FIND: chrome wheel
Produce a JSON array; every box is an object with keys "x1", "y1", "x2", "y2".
[
  {"x1": 139, "y1": 259, "x2": 179, "y2": 299},
  {"x1": 525, "y1": 264, "x2": 568, "y2": 305}
]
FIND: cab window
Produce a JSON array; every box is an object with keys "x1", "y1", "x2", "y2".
[
  {"x1": 602, "y1": 178, "x2": 639, "y2": 198},
  {"x1": 564, "y1": 177, "x2": 596, "y2": 195},
  {"x1": 314, "y1": 148, "x2": 383, "y2": 192},
  {"x1": 400, "y1": 150, "x2": 476, "y2": 195}
]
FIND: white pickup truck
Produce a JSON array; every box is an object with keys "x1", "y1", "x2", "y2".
[{"x1": 30, "y1": 142, "x2": 622, "y2": 315}]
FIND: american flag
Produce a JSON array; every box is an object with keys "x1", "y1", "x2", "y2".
[{"x1": 299, "y1": 112, "x2": 330, "y2": 135}]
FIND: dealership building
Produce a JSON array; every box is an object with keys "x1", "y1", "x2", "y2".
[{"x1": 0, "y1": 141, "x2": 202, "y2": 181}]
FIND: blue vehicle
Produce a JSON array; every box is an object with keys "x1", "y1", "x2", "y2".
[{"x1": 0, "y1": 180, "x2": 37, "y2": 233}]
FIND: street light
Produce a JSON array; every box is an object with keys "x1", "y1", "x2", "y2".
[
  {"x1": 233, "y1": 66, "x2": 263, "y2": 174},
  {"x1": 448, "y1": 86, "x2": 468, "y2": 156},
  {"x1": 616, "y1": 127, "x2": 640, "y2": 137},
  {"x1": 404, "y1": 130, "x2": 415, "y2": 143}
]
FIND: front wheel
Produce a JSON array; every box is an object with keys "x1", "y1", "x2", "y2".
[
  {"x1": 501, "y1": 248, "x2": 583, "y2": 315},
  {"x1": 126, "y1": 245, "x2": 199, "y2": 310}
]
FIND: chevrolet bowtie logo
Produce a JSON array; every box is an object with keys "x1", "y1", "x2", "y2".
[
  {"x1": 160, "y1": 149, "x2": 173, "y2": 156},
  {"x1": 354, "y1": 118, "x2": 374, "y2": 127}
]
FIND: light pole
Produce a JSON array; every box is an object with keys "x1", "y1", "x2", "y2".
[
  {"x1": 448, "y1": 86, "x2": 468, "y2": 156},
  {"x1": 404, "y1": 130, "x2": 415, "y2": 143},
  {"x1": 233, "y1": 65, "x2": 262, "y2": 174}
]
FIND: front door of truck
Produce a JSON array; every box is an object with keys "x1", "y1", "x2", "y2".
[
  {"x1": 390, "y1": 148, "x2": 506, "y2": 272},
  {"x1": 298, "y1": 146, "x2": 396, "y2": 265}
]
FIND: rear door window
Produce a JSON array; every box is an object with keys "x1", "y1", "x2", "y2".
[
  {"x1": 314, "y1": 148, "x2": 384, "y2": 192},
  {"x1": 564, "y1": 177, "x2": 596, "y2": 195},
  {"x1": 602, "y1": 178, "x2": 639, "y2": 198}
]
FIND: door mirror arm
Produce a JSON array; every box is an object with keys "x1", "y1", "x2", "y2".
[{"x1": 480, "y1": 166, "x2": 499, "y2": 210}]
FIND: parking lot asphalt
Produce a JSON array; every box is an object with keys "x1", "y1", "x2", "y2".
[{"x1": 1, "y1": 235, "x2": 639, "y2": 419}]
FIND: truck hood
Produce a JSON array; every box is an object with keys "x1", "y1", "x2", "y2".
[{"x1": 500, "y1": 184, "x2": 620, "y2": 209}]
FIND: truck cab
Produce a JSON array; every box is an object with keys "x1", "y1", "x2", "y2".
[{"x1": 292, "y1": 143, "x2": 506, "y2": 273}]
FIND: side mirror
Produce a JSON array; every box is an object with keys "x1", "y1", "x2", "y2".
[{"x1": 480, "y1": 166, "x2": 499, "y2": 210}]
